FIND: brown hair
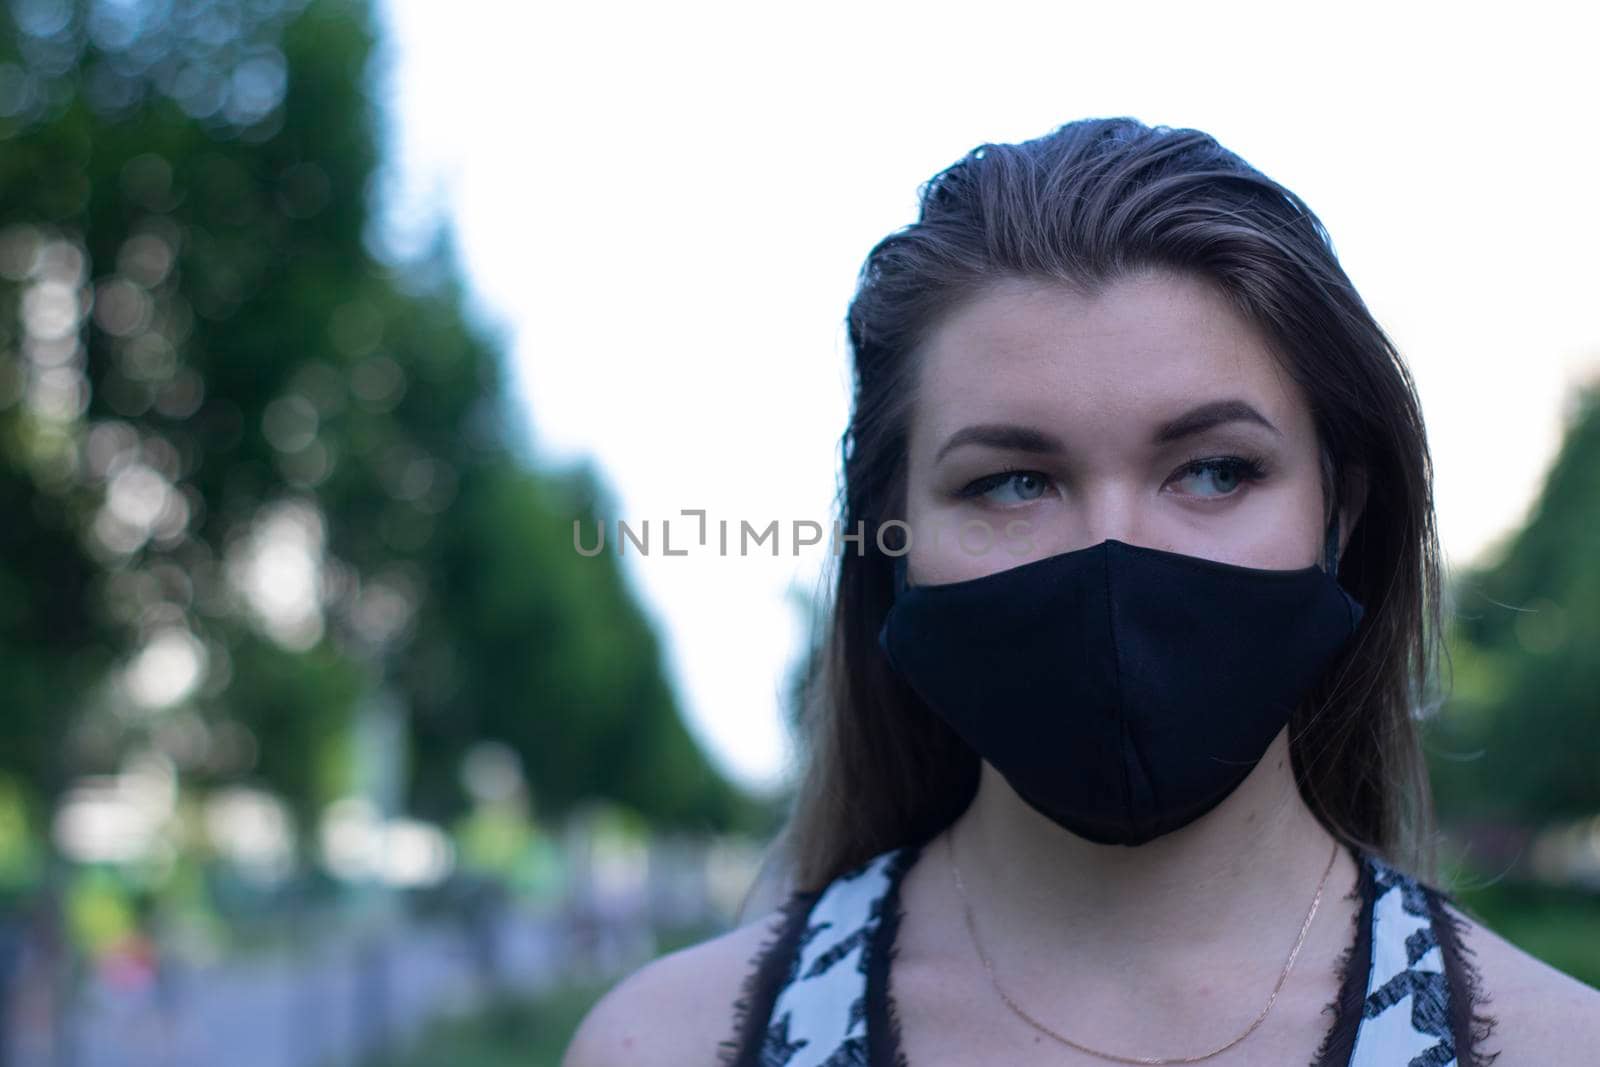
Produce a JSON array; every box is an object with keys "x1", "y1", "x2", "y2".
[{"x1": 746, "y1": 116, "x2": 1447, "y2": 911}]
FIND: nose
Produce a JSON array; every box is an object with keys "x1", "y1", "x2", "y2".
[{"x1": 1067, "y1": 489, "x2": 1150, "y2": 555}]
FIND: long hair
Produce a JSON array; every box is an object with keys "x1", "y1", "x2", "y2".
[{"x1": 745, "y1": 117, "x2": 1447, "y2": 910}]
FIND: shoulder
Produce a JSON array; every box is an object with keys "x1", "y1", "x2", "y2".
[
  {"x1": 559, "y1": 903, "x2": 796, "y2": 1067},
  {"x1": 1435, "y1": 897, "x2": 1600, "y2": 1065}
]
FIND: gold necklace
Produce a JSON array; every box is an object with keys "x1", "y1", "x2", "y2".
[{"x1": 946, "y1": 830, "x2": 1340, "y2": 1065}]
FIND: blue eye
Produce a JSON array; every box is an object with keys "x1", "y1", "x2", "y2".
[
  {"x1": 1170, "y1": 456, "x2": 1267, "y2": 499},
  {"x1": 956, "y1": 468, "x2": 1051, "y2": 505}
]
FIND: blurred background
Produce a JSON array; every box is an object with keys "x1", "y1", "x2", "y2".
[{"x1": 0, "y1": 1, "x2": 1594, "y2": 1065}]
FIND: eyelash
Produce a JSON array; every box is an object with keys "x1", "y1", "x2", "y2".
[{"x1": 954, "y1": 454, "x2": 1270, "y2": 504}]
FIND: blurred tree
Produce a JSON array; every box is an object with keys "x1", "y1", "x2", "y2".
[
  {"x1": 0, "y1": 0, "x2": 754, "y2": 852},
  {"x1": 1427, "y1": 377, "x2": 1600, "y2": 824}
]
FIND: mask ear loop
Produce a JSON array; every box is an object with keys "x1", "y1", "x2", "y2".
[
  {"x1": 1322, "y1": 482, "x2": 1365, "y2": 629},
  {"x1": 1322, "y1": 514, "x2": 1342, "y2": 575},
  {"x1": 890, "y1": 552, "x2": 910, "y2": 597},
  {"x1": 1320, "y1": 444, "x2": 1344, "y2": 576},
  {"x1": 1322, "y1": 480, "x2": 1343, "y2": 575}
]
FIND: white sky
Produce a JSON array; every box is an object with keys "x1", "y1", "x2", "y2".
[{"x1": 372, "y1": 0, "x2": 1600, "y2": 797}]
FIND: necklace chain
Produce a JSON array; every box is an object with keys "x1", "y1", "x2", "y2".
[{"x1": 946, "y1": 830, "x2": 1340, "y2": 1065}]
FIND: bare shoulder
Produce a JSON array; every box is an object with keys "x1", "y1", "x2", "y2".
[
  {"x1": 1437, "y1": 897, "x2": 1600, "y2": 1065},
  {"x1": 559, "y1": 904, "x2": 792, "y2": 1067}
]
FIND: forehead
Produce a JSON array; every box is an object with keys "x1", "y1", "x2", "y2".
[{"x1": 911, "y1": 268, "x2": 1311, "y2": 450}]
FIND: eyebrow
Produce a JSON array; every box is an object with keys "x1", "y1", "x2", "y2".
[{"x1": 933, "y1": 399, "x2": 1282, "y2": 463}]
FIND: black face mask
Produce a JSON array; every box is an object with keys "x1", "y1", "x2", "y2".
[{"x1": 876, "y1": 517, "x2": 1365, "y2": 846}]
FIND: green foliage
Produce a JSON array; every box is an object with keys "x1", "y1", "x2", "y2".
[
  {"x1": 358, "y1": 982, "x2": 612, "y2": 1067},
  {"x1": 1427, "y1": 380, "x2": 1600, "y2": 823},
  {"x1": 215, "y1": 629, "x2": 366, "y2": 825},
  {"x1": 0, "y1": 0, "x2": 749, "y2": 851},
  {"x1": 1451, "y1": 876, "x2": 1600, "y2": 990},
  {"x1": 408, "y1": 459, "x2": 768, "y2": 831},
  {"x1": 357, "y1": 923, "x2": 721, "y2": 1067},
  {"x1": 0, "y1": 774, "x2": 42, "y2": 887}
]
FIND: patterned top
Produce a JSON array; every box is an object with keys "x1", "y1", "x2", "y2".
[{"x1": 716, "y1": 839, "x2": 1499, "y2": 1067}]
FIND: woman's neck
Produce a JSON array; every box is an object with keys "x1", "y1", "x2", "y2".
[{"x1": 944, "y1": 728, "x2": 1359, "y2": 994}]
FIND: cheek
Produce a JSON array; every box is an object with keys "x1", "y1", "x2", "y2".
[
  {"x1": 1159, "y1": 467, "x2": 1328, "y2": 571},
  {"x1": 901, "y1": 494, "x2": 1035, "y2": 585},
  {"x1": 1244, "y1": 477, "x2": 1330, "y2": 570}
]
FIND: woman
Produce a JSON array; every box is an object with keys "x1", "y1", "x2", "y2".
[{"x1": 563, "y1": 118, "x2": 1600, "y2": 1066}]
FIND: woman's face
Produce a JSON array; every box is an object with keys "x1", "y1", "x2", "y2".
[{"x1": 903, "y1": 267, "x2": 1348, "y2": 585}]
